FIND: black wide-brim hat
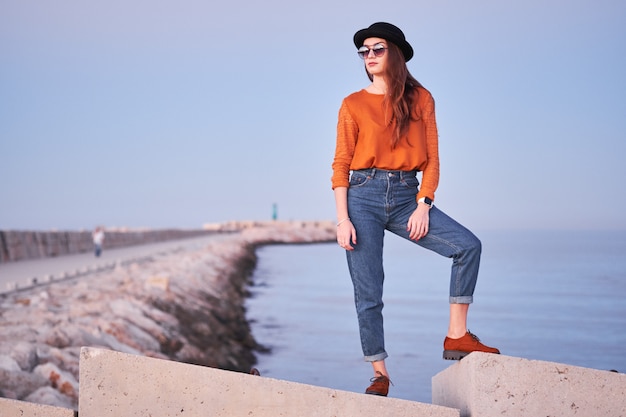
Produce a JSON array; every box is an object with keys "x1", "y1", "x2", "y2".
[{"x1": 353, "y1": 22, "x2": 414, "y2": 62}]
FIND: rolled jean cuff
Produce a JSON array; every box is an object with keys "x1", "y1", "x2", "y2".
[
  {"x1": 449, "y1": 296, "x2": 473, "y2": 304},
  {"x1": 364, "y1": 351, "x2": 388, "y2": 363}
]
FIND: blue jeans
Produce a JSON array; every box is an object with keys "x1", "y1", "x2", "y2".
[{"x1": 346, "y1": 168, "x2": 481, "y2": 362}]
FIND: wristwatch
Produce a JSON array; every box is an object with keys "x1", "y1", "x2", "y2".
[{"x1": 418, "y1": 197, "x2": 433, "y2": 208}]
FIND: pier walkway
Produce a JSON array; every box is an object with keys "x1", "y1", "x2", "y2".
[{"x1": 0, "y1": 233, "x2": 232, "y2": 294}]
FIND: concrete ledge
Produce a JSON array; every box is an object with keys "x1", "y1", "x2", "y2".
[
  {"x1": 79, "y1": 347, "x2": 459, "y2": 417},
  {"x1": 432, "y1": 352, "x2": 626, "y2": 417},
  {"x1": 0, "y1": 397, "x2": 75, "y2": 417}
]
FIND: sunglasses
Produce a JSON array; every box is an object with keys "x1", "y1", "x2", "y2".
[{"x1": 357, "y1": 44, "x2": 387, "y2": 59}]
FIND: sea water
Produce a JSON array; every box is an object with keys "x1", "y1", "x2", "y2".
[{"x1": 246, "y1": 230, "x2": 626, "y2": 403}]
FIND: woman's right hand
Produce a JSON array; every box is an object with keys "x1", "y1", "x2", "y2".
[
  {"x1": 334, "y1": 187, "x2": 356, "y2": 250},
  {"x1": 337, "y1": 219, "x2": 357, "y2": 251}
]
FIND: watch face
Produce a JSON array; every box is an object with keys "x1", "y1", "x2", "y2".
[{"x1": 424, "y1": 197, "x2": 433, "y2": 206}]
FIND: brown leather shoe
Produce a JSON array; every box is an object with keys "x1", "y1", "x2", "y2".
[
  {"x1": 365, "y1": 372, "x2": 391, "y2": 396},
  {"x1": 443, "y1": 330, "x2": 500, "y2": 360}
]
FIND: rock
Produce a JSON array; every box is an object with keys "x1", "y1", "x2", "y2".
[
  {"x1": 0, "y1": 368, "x2": 48, "y2": 399},
  {"x1": 32, "y1": 362, "x2": 78, "y2": 403},
  {"x1": 0, "y1": 355, "x2": 21, "y2": 372},
  {"x1": 36, "y1": 346, "x2": 81, "y2": 378},
  {"x1": 145, "y1": 275, "x2": 170, "y2": 291},
  {"x1": 23, "y1": 386, "x2": 75, "y2": 409},
  {"x1": 8, "y1": 341, "x2": 39, "y2": 371},
  {"x1": 101, "y1": 319, "x2": 161, "y2": 353},
  {"x1": 109, "y1": 299, "x2": 172, "y2": 344}
]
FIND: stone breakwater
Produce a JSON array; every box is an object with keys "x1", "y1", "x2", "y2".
[{"x1": 0, "y1": 221, "x2": 336, "y2": 410}]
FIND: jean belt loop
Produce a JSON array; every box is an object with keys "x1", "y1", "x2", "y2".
[{"x1": 370, "y1": 167, "x2": 376, "y2": 177}]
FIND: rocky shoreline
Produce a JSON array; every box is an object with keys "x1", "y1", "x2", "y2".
[{"x1": 0, "y1": 221, "x2": 336, "y2": 410}]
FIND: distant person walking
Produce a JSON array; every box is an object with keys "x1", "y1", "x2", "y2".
[
  {"x1": 331, "y1": 22, "x2": 500, "y2": 397},
  {"x1": 92, "y1": 227, "x2": 105, "y2": 257}
]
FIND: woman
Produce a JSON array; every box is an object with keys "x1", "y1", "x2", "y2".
[{"x1": 331, "y1": 22, "x2": 500, "y2": 397}]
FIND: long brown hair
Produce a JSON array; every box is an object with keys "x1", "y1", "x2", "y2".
[{"x1": 366, "y1": 42, "x2": 424, "y2": 148}]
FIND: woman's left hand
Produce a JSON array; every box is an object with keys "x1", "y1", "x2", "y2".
[{"x1": 407, "y1": 204, "x2": 430, "y2": 240}]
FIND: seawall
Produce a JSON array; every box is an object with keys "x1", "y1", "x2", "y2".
[{"x1": 0, "y1": 228, "x2": 217, "y2": 263}]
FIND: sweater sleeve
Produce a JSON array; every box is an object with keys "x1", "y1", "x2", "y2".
[
  {"x1": 331, "y1": 101, "x2": 358, "y2": 189},
  {"x1": 416, "y1": 92, "x2": 440, "y2": 201}
]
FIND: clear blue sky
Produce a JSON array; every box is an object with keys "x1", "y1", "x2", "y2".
[{"x1": 1, "y1": 0, "x2": 625, "y2": 231}]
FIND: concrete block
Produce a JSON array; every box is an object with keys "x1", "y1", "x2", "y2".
[
  {"x1": 432, "y1": 352, "x2": 626, "y2": 417},
  {"x1": 79, "y1": 347, "x2": 459, "y2": 417},
  {"x1": 0, "y1": 397, "x2": 75, "y2": 417}
]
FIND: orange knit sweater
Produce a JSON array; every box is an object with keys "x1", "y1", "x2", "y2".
[{"x1": 331, "y1": 87, "x2": 440, "y2": 201}]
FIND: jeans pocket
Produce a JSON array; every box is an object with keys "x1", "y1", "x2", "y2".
[
  {"x1": 401, "y1": 176, "x2": 420, "y2": 189},
  {"x1": 349, "y1": 172, "x2": 371, "y2": 188}
]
